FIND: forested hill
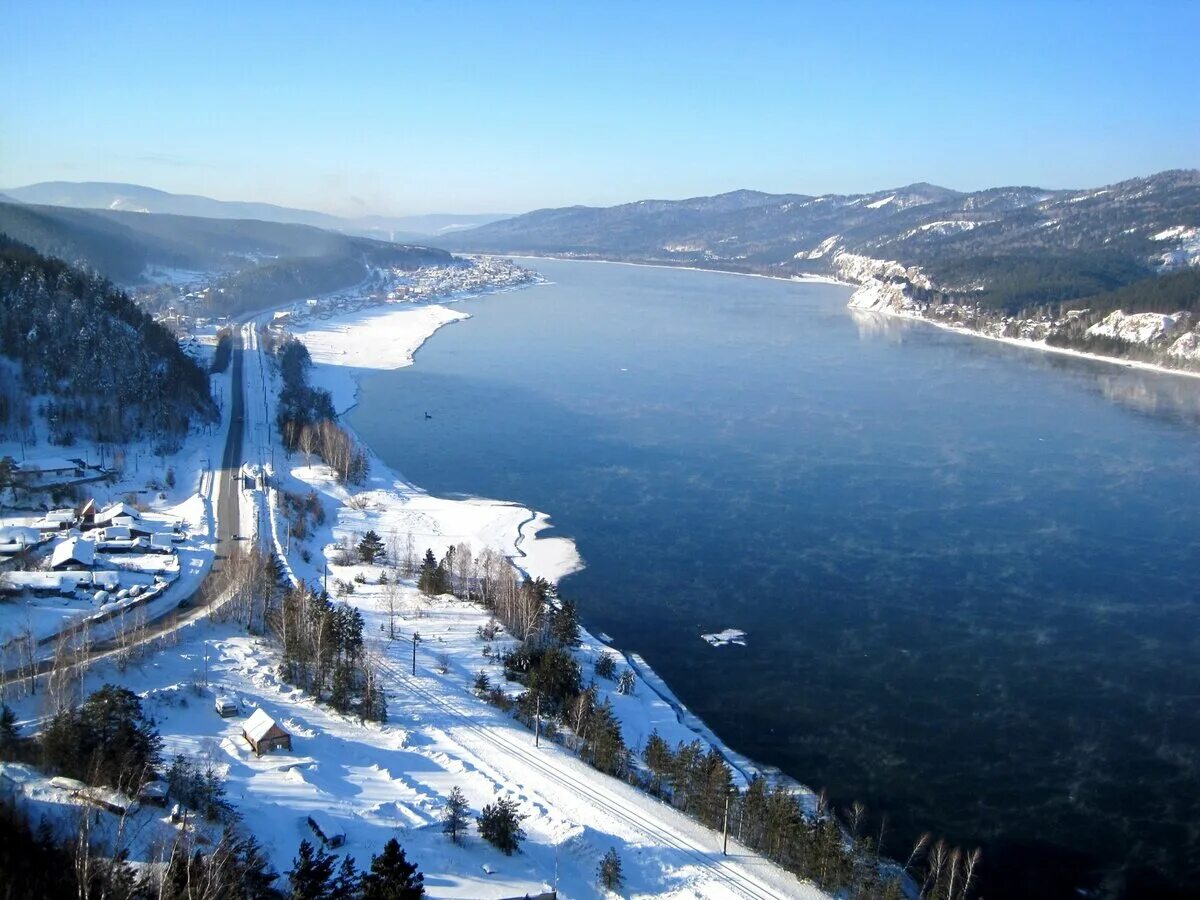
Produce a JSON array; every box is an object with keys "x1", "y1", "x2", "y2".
[
  {"x1": 0, "y1": 201, "x2": 454, "y2": 317},
  {"x1": 0, "y1": 234, "x2": 214, "y2": 448},
  {"x1": 442, "y1": 169, "x2": 1200, "y2": 316}
]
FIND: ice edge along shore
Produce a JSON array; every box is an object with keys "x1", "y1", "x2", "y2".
[{"x1": 285, "y1": 278, "x2": 793, "y2": 796}]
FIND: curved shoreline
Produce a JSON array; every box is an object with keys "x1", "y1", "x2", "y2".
[{"x1": 290, "y1": 279, "x2": 786, "y2": 792}]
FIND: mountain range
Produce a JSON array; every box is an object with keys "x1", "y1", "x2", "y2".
[
  {"x1": 0, "y1": 182, "x2": 511, "y2": 241},
  {"x1": 441, "y1": 170, "x2": 1200, "y2": 313}
]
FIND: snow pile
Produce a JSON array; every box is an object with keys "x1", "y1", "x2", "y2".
[{"x1": 1086, "y1": 310, "x2": 1180, "y2": 344}]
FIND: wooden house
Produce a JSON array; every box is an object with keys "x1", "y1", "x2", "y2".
[{"x1": 242, "y1": 708, "x2": 291, "y2": 756}]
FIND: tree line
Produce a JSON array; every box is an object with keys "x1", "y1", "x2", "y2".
[
  {"x1": 274, "y1": 582, "x2": 388, "y2": 723},
  {"x1": 268, "y1": 331, "x2": 368, "y2": 484}
]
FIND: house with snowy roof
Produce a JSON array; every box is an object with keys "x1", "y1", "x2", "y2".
[
  {"x1": 242, "y1": 708, "x2": 292, "y2": 756},
  {"x1": 50, "y1": 536, "x2": 95, "y2": 571},
  {"x1": 95, "y1": 502, "x2": 141, "y2": 528}
]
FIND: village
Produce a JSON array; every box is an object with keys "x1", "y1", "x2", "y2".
[{"x1": 143, "y1": 256, "x2": 540, "y2": 339}]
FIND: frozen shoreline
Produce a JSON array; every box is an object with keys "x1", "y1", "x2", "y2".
[
  {"x1": 852, "y1": 304, "x2": 1200, "y2": 382},
  {"x1": 287, "y1": 282, "x2": 784, "y2": 789},
  {"x1": 503, "y1": 253, "x2": 851, "y2": 286}
]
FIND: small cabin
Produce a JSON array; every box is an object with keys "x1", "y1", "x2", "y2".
[
  {"x1": 307, "y1": 812, "x2": 346, "y2": 849},
  {"x1": 215, "y1": 696, "x2": 239, "y2": 718},
  {"x1": 95, "y1": 502, "x2": 140, "y2": 528},
  {"x1": 242, "y1": 708, "x2": 291, "y2": 756}
]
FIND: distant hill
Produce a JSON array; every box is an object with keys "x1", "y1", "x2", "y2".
[
  {"x1": 0, "y1": 201, "x2": 453, "y2": 316},
  {"x1": 1, "y1": 181, "x2": 512, "y2": 239},
  {"x1": 442, "y1": 170, "x2": 1200, "y2": 314},
  {"x1": 0, "y1": 234, "x2": 214, "y2": 448}
]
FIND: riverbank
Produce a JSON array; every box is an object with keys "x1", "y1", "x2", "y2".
[
  {"x1": 850, "y1": 301, "x2": 1200, "y2": 383},
  {"x1": 502, "y1": 253, "x2": 850, "y2": 287},
  {"x1": 285, "y1": 283, "x2": 789, "y2": 794}
]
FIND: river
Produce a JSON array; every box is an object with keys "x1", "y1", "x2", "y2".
[{"x1": 349, "y1": 258, "x2": 1200, "y2": 898}]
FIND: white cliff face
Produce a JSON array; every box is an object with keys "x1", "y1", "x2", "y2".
[
  {"x1": 1086, "y1": 310, "x2": 1180, "y2": 344},
  {"x1": 1168, "y1": 331, "x2": 1200, "y2": 361},
  {"x1": 835, "y1": 251, "x2": 1200, "y2": 374},
  {"x1": 834, "y1": 251, "x2": 931, "y2": 315}
]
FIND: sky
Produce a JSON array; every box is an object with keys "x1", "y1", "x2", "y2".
[{"x1": 2, "y1": 0, "x2": 1198, "y2": 217}]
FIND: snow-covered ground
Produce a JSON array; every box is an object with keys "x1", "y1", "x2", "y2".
[{"x1": 0, "y1": 345, "x2": 233, "y2": 662}]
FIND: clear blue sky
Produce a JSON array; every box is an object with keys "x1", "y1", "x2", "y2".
[{"x1": 3, "y1": 0, "x2": 1197, "y2": 216}]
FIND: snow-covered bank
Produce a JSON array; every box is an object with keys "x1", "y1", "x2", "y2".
[
  {"x1": 848, "y1": 301, "x2": 1200, "y2": 382},
  {"x1": 503, "y1": 254, "x2": 850, "y2": 287},
  {"x1": 288, "y1": 294, "x2": 581, "y2": 585},
  {"x1": 283, "y1": 283, "x2": 798, "y2": 794},
  {"x1": 840, "y1": 251, "x2": 1200, "y2": 382}
]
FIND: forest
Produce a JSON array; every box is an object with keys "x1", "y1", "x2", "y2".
[{"x1": 0, "y1": 234, "x2": 214, "y2": 448}]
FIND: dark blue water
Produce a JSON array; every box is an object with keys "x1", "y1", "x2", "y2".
[{"x1": 350, "y1": 259, "x2": 1200, "y2": 897}]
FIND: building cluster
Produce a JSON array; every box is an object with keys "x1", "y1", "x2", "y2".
[
  {"x1": 272, "y1": 257, "x2": 538, "y2": 328},
  {"x1": 0, "y1": 497, "x2": 184, "y2": 607}
]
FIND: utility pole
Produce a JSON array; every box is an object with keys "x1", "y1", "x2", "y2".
[
  {"x1": 204, "y1": 641, "x2": 209, "y2": 687},
  {"x1": 722, "y1": 790, "x2": 732, "y2": 856},
  {"x1": 411, "y1": 632, "x2": 420, "y2": 675},
  {"x1": 323, "y1": 562, "x2": 328, "y2": 597},
  {"x1": 535, "y1": 693, "x2": 541, "y2": 748}
]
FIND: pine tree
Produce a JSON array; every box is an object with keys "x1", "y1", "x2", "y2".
[
  {"x1": 595, "y1": 653, "x2": 616, "y2": 680},
  {"x1": 549, "y1": 598, "x2": 581, "y2": 647},
  {"x1": 358, "y1": 530, "x2": 385, "y2": 565},
  {"x1": 442, "y1": 786, "x2": 470, "y2": 844},
  {"x1": 330, "y1": 854, "x2": 360, "y2": 899},
  {"x1": 288, "y1": 839, "x2": 336, "y2": 900},
  {"x1": 597, "y1": 847, "x2": 624, "y2": 891},
  {"x1": 0, "y1": 704, "x2": 19, "y2": 759},
  {"x1": 643, "y1": 730, "x2": 672, "y2": 796},
  {"x1": 361, "y1": 838, "x2": 424, "y2": 899},
  {"x1": 617, "y1": 668, "x2": 636, "y2": 695},
  {"x1": 417, "y1": 549, "x2": 445, "y2": 596},
  {"x1": 230, "y1": 830, "x2": 280, "y2": 898},
  {"x1": 477, "y1": 796, "x2": 527, "y2": 856}
]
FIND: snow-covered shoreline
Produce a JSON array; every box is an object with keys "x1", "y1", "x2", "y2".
[
  {"x1": 503, "y1": 253, "x2": 851, "y2": 287},
  {"x1": 286, "y1": 283, "x2": 792, "y2": 794},
  {"x1": 850, "y1": 302, "x2": 1200, "y2": 382}
]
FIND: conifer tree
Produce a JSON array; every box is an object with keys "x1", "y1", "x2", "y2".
[
  {"x1": 361, "y1": 838, "x2": 424, "y2": 899},
  {"x1": 442, "y1": 787, "x2": 470, "y2": 844},
  {"x1": 477, "y1": 796, "x2": 527, "y2": 856},
  {"x1": 598, "y1": 847, "x2": 624, "y2": 891},
  {"x1": 358, "y1": 530, "x2": 385, "y2": 564},
  {"x1": 288, "y1": 839, "x2": 336, "y2": 900}
]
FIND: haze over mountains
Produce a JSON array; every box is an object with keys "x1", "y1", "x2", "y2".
[
  {"x1": 1, "y1": 181, "x2": 511, "y2": 242},
  {"x1": 442, "y1": 169, "x2": 1200, "y2": 313}
]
